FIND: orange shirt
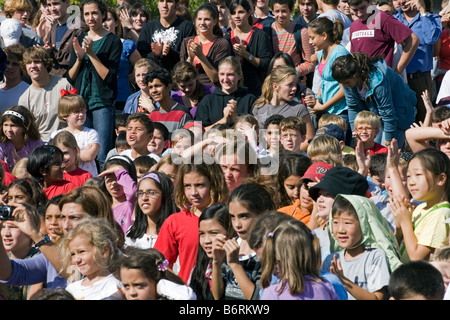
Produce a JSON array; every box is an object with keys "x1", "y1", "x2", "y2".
[{"x1": 278, "y1": 199, "x2": 311, "y2": 226}]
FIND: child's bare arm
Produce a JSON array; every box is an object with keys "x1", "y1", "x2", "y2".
[
  {"x1": 405, "y1": 125, "x2": 449, "y2": 153},
  {"x1": 79, "y1": 143, "x2": 100, "y2": 162}
]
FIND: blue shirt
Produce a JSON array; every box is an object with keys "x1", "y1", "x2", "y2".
[{"x1": 394, "y1": 10, "x2": 441, "y2": 74}]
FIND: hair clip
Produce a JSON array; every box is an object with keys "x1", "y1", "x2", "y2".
[
  {"x1": 157, "y1": 259, "x2": 169, "y2": 272},
  {"x1": 267, "y1": 232, "x2": 274, "y2": 238},
  {"x1": 60, "y1": 88, "x2": 78, "y2": 97},
  {"x1": 311, "y1": 230, "x2": 316, "y2": 236}
]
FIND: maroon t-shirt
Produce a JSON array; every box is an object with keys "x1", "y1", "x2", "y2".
[{"x1": 350, "y1": 10, "x2": 412, "y2": 67}]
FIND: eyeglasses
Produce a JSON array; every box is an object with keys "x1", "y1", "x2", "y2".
[
  {"x1": 136, "y1": 190, "x2": 162, "y2": 199},
  {"x1": 356, "y1": 126, "x2": 374, "y2": 132}
]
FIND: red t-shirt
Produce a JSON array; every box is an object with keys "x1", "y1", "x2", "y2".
[
  {"x1": 64, "y1": 167, "x2": 93, "y2": 188},
  {"x1": 44, "y1": 180, "x2": 77, "y2": 200},
  {"x1": 437, "y1": 29, "x2": 450, "y2": 82},
  {"x1": 365, "y1": 142, "x2": 388, "y2": 156}
]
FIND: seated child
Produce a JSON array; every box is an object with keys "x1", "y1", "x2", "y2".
[
  {"x1": 279, "y1": 116, "x2": 307, "y2": 156},
  {"x1": 134, "y1": 155, "x2": 157, "y2": 180},
  {"x1": 353, "y1": 111, "x2": 388, "y2": 156},
  {"x1": 148, "y1": 122, "x2": 170, "y2": 159}
]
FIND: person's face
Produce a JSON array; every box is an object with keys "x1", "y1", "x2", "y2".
[
  {"x1": 183, "y1": 171, "x2": 211, "y2": 211},
  {"x1": 299, "y1": 0, "x2": 316, "y2": 19},
  {"x1": 265, "y1": 123, "x2": 280, "y2": 151},
  {"x1": 274, "y1": 75, "x2": 297, "y2": 102},
  {"x1": 120, "y1": 268, "x2": 158, "y2": 300},
  {"x1": 340, "y1": 76, "x2": 359, "y2": 89},
  {"x1": 148, "y1": 78, "x2": 171, "y2": 103},
  {"x1": 55, "y1": 143, "x2": 78, "y2": 173},
  {"x1": 300, "y1": 180, "x2": 316, "y2": 211},
  {"x1": 385, "y1": 166, "x2": 408, "y2": 198},
  {"x1": 256, "y1": 0, "x2": 269, "y2": 10},
  {"x1": 220, "y1": 154, "x2": 249, "y2": 193},
  {"x1": 137, "y1": 178, "x2": 162, "y2": 217},
  {"x1": 176, "y1": 79, "x2": 197, "y2": 97},
  {"x1": 1, "y1": 221, "x2": 30, "y2": 252},
  {"x1": 230, "y1": 5, "x2": 250, "y2": 28},
  {"x1": 354, "y1": 123, "x2": 379, "y2": 144},
  {"x1": 6, "y1": 186, "x2": 30, "y2": 206},
  {"x1": 397, "y1": 0, "x2": 413, "y2": 12},
  {"x1": 4, "y1": 58, "x2": 22, "y2": 82},
  {"x1": 83, "y1": 3, "x2": 105, "y2": 31},
  {"x1": 216, "y1": 4, "x2": 229, "y2": 23},
  {"x1": 104, "y1": 164, "x2": 126, "y2": 200},
  {"x1": 338, "y1": 0, "x2": 351, "y2": 15},
  {"x1": 61, "y1": 202, "x2": 90, "y2": 234},
  {"x1": 392, "y1": 0, "x2": 400, "y2": 9},
  {"x1": 272, "y1": 3, "x2": 292, "y2": 28},
  {"x1": 135, "y1": 66, "x2": 150, "y2": 91},
  {"x1": 370, "y1": 174, "x2": 385, "y2": 191},
  {"x1": 430, "y1": 261, "x2": 450, "y2": 291},
  {"x1": 65, "y1": 108, "x2": 87, "y2": 128},
  {"x1": 229, "y1": 200, "x2": 259, "y2": 241},
  {"x1": 219, "y1": 63, "x2": 241, "y2": 94},
  {"x1": 407, "y1": 158, "x2": 442, "y2": 203},
  {"x1": 103, "y1": 12, "x2": 118, "y2": 33},
  {"x1": 308, "y1": 28, "x2": 328, "y2": 51},
  {"x1": 349, "y1": 0, "x2": 372, "y2": 21},
  {"x1": 46, "y1": 155, "x2": 65, "y2": 182},
  {"x1": 12, "y1": 10, "x2": 30, "y2": 27},
  {"x1": 283, "y1": 175, "x2": 301, "y2": 203},
  {"x1": 47, "y1": 0, "x2": 70, "y2": 21},
  {"x1": 196, "y1": 9, "x2": 217, "y2": 35},
  {"x1": 172, "y1": 137, "x2": 192, "y2": 156},
  {"x1": 315, "y1": 189, "x2": 335, "y2": 221},
  {"x1": 332, "y1": 211, "x2": 362, "y2": 249},
  {"x1": 158, "y1": 0, "x2": 177, "y2": 20},
  {"x1": 127, "y1": 120, "x2": 152, "y2": 149},
  {"x1": 280, "y1": 129, "x2": 304, "y2": 152},
  {"x1": 438, "y1": 139, "x2": 450, "y2": 159},
  {"x1": 157, "y1": 163, "x2": 177, "y2": 185},
  {"x1": 3, "y1": 120, "x2": 25, "y2": 143},
  {"x1": 69, "y1": 235, "x2": 104, "y2": 278},
  {"x1": 199, "y1": 218, "x2": 228, "y2": 258},
  {"x1": 45, "y1": 203, "x2": 63, "y2": 240},
  {"x1": 132, "y1": 10, "x2": 148, "y2": 32},
  {"x1": 147, "y1": 128, "x2": 168, "y2": 156},
  {"x1": 26, "y1": 60, "x2": 48, "y2": 83}
]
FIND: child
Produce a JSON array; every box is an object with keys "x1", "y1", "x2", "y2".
[
  {"x1": 189, "y1": 203, "x2": 235, "y2": 300},
  {"x1": 26, "y1": 145, "x2": 76, "y2": 199},
  {"x1": 145, "y1": 68, "x2": 192, "y2": 135},
  {"x1": 389, "y1": 148, "x2": 450, "y2": 262},
  {"x1": 105, "y1": 114, "x2": 129, "y2": 161},
  {"x1": 279, "y1": 116, "x2": 308, "y2": 155},
  {"x1": 125, "y1": 172, "x2": 178, "y2": 249},
  {"x1": 148, "y1": 122, "x2": 170, "y2": 159},
  {"x1": 99, "y1": 155, "x2": 137, "y2": 236},
  {"x1": 261, "y1": 114, "x2": 285, "y2": 156},
  {"x1": 261, "y1": 219, "x2": 339, "y2": 300},
  {"x1": 134, "y1": 156, "x2": 157, "y2": 180},
  {"x1": 11, "y1": 157, "x2": 29, "y2": 179},
  {"x1": 353, "y1": 110, "x2": 388, "y2": 156},
  {"x1": 154, "y1": 155, "x2": 228, "y2": 284},
  {"x1": 119, "y1": 247, "x2": 197, "y2": 300},
  {"x1": 59, "y1": 218, "x2": 123, "y2": 300},
  {"x1": 121, "y1": 113, "x2": 159, "y2": 162},
  {"x1": 368, "y1": 153, "x2": 387, "y2": 195},
  {"x1": 51, "y1": 131, "x2": 93, "y2": 188},
  {"x1": 307, "y1": 134, "x2": 343, "y2": 166},
  {"x1": 388, "y1": 260, "x2": 446, "y2": 300},
  {"x1": 42, "y1": 194, "x2": 64, "y2": 243},
  {"x1": 0, "y1": 105, "x2": 44, "y2": 171},
  {"x1": 211, "y1": 183, "x2": 275, "y2": 300},
  {"x1": 168, "y1": 129, "x2": 195, "y2": 157},
  {"x1": 314, "y1": 122, "x2": 355, "y2": 155},
  {"x1": 155, "y1": 153, "x2": 180, "y2": 186},
  {"x1": 51, "y1": 93, "x2": 100, "y2": 177},
  {"x1": 430, "y1": 245, "x2": 450, "y2": 292},
  {"x1": 322, "y1": 194, "x2": 402, "y2": 300}
]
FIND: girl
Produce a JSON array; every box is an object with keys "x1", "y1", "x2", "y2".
[
  {"x1": 119, "y1": 2, "x2": 150, "y2": 43},
  {"x1": 390, "y1": 148, "x2": 450, "y2": 262},
  {"x1": 154, "y1": 154, "x2": 228, "y2": 284},
  {"x1": 51, "y1": 131, "x2": 93, "y2": 188},
  {"x1": 224, "y1": 0, "x2": 273, "y2": 96},
  {"x1": 26, "y1": 145, "x2": 76, "y2": 200},
  {"x1": 195, "y1": 56, "x2": 258, "y2": 130},
  {"x1": 211, "y1": 182, "x2": 275, "y2": 300},
  {"x1": 189, "y1": 203, "x2": 235, "y2": 300},
  {"x1": 0, "y1": 105, "x2": 44, "y2": 171},
  {"x1": 260, "y1": 219, "x2": 338, "y2": 300},
  {"x1": 52, "y1": 94, "x2": 100, "y2": 177},
  {"x1": 3, "y1": 178, "x2": 47, "y2": 209},
  {"x1": 43, "y1": 194, "x2": 64, "y2": 243},
  {"x1": 60, "y1": 218, "x2": 123, "y2": 300},
  {"x1": 99, "y1": 155, "x2": 137, "y2": 235},
  {"x1": 125, "y1": 172, "x2": 178, "y2": 249},
  {"x1": 155, "y1": 153, "x2": 181, "y2": 186},
  {"x1": 180, "y1": 3, "x2": 231, "y2": 87},
  {"x1": 305, "y1": 17, "x2": 350, "y2": 142},
  {"x1": 252, "y1": 66, "x2": 315, "y2": 151},
  {"x1": 331, "y1": 52, "x2": 416, "y2": 149},
  {"x1": 67, "y1": 0, "x2": 123, "y2": 169},
  {"x1": 171, "y1": 61, "x2": 216, "y2": 119},
  {"x1": 322, "y1": 194, "x2": 402, "y2": 300},
  {"x1": 119, "y1": 247, "x2": 197, "y2": 300}
]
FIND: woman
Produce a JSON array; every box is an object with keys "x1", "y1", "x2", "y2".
[
  {"x1": 180, "y1": 3, "x2": 231, "y2": 87},
  {"x1": 224, "y1": 0, "x2": 273, "y2": 96},
  {"x1": 195, "y1": 56, "x2": 257, "y2": 130},
  {"x1": 67, "y1": 0, "x2": 123, "y2": 169},
  {"x1": 119, "y1": 3, "x2": 150, "y2": 43}
]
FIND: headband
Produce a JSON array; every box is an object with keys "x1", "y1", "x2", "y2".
[
  {"x1": 140, "y1": 172, "x2": 160, "y2": 184},
  {"x1": 3, "y1": 110, "x2": 25, "y2": 123},
  {"x1": 109, "y1": 155, "x2": 133, "y2": 165}
]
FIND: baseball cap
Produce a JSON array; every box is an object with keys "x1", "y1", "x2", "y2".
[
  {"x1": 300, "y1": 161, "x2": 333, "y2": 183},
  {"x1": 308, "y1": 123, "x2": 345, "y2": 143},
  {"x1": 0, "y1": 19, "x2": 22, "y2": 47},
  {"x1": 308, "y1": 166, "x2": 369, "y2": 201}
]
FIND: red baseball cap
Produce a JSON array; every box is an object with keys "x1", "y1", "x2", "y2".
[{"x1": 300, "y1": 162, "x2": 333, "y2": 183}]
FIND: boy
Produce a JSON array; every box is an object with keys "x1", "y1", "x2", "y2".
[
  {"x1": 145, "y1": 67, "x2": 192, "y2": 135},
  {"x1": 313, "y1": 123, "x2": 355, "y2": 155},
  {"x1": 120, "y1": 113, "x2": 160, "y2": 162},
  {"x1": 134, "y1": 155, "x2": 157, "y2": 180},
  {"x1": 279, "y1": 116, "x2": 307, "y2": 155},
  {"x1": 261, "y1": 114, "x2": 285, "y2": 156},
  {"x1": 148, "y1": 122, "x2": 170, "y2": 159},
  {"x1": 353, "y1": 110, "x2": 388, "y2": 156},
  {"x1": 368, "y1": 152, "x2": 387, "y2": 194}
]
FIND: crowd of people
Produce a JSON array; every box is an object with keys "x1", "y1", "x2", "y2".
[{"x1": 0, "y1": 0, "x2": 448, "y2": 301}]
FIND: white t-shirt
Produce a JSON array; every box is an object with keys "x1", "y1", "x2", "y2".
[
  {"x1": 125, "y1": 233, "x2": 158, "y2": 249},
  {"x1": 0, "y1": 81, "x2": 30, "y2": 113},
  {"x1": 120, "y1": 149, "x2": 161, "y2": 162},
  {"x1": 65, "y1": 273, "x2": 123, "y2": 300}
]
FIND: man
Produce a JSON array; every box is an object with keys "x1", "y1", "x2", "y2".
[
  {"x1": 394, "y1": 0, "x2": 442, "y2": 123},
  {"x1": 45, "y1": 0, "x2": 88, "y2": 77},
  {"x1": 137, "y1": 0, "x2": 196, "y2": 72},
  {"x1": 18, "y1": 47, "x2": 72, "y2": 142}
]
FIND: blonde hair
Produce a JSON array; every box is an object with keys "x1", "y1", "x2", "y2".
[
  {"x1": 218, "y1": 56, "x2": 244, "y2": 88},
  {"x1": 57, "y1": 95, "x2": 86, "y2": 122},
  {"x1": 11, "y1": 157, "x2": 29, "y2": 179},
  {"x1": 307, "y1": 135, "x2": 343, "y2": 166},
  {"x1": 317, "y1": 113, "x2": 346, "y2": 131},
  {"x1": 353, "y1": 110, "x2": 381, "y2": 130},
  {"x1": 3, "y1": 0, "x2": 33, "y2": 16},
  {"x1": 133, "y1": 58, "x2": 159, "y2": 73},
  {"x1": 51, "y1": 130, "x2": 80, "y2": 167}
]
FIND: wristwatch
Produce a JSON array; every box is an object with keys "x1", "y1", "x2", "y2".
[
  {"x1": 34, "y1": 234, "x2": 51, "y2": 248},
  {"x1": 248, "y1": 54, "x2": 253, "y2": 61}
]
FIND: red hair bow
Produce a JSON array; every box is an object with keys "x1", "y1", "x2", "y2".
[{"x1": 60, "y1": 88, "x2": 78, "y2": 97}]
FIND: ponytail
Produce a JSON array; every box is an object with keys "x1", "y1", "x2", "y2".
[{"x1": 308, "y1": 17, "x2": 344, "y2": 44}]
